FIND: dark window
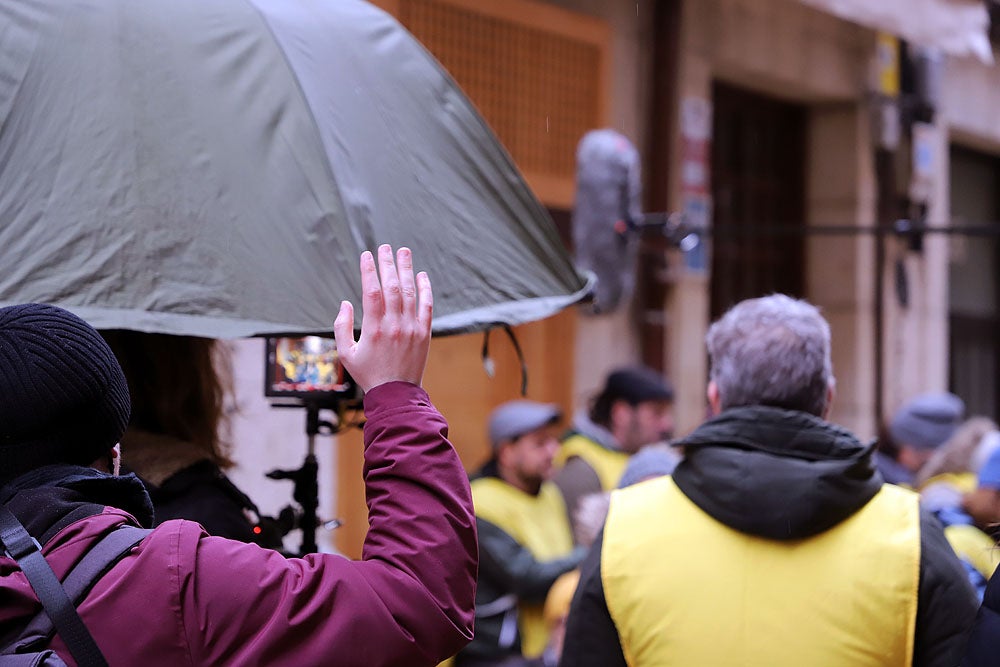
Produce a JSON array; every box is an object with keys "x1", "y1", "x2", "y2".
[
  {"x1": 948, "y1": 145, "x2": 1000, "y2": 420},
  {"x1": 710, "y1": 82, "x2": 807, "y2": 319}
]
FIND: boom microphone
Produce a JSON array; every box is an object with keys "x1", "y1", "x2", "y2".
[
  {"x1": 572, "y1": 129, "x2": 642, "y2": 315},
  {"x1": 572, "y1": 129, "x2": 699, "y2": 315}
]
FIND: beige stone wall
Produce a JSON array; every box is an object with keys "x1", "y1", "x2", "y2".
[
  {"x1": 881, "y1": 121, "x2": 951, "y2": 422},
  {"x1": 681, "y1": 0, "x2": 868, "y2": 105},
  {"x1": 805, "y1": 104, "x2": 878, "y2": 437},
  {"x1": 944, "y1": 47, "x2": 1000, "y2": 151}
]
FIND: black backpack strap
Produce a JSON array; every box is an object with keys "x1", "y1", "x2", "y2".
[
  {"x1": 11, "y1": 526, "x2": 150, "y2": 654},
  {"x1": 0, "y1": 507, "x2": 116, "y2": 667}
]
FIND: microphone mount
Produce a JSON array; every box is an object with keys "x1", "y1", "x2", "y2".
[{"x1": 615, "y1": 212, "x2": 701, "y2": 252}]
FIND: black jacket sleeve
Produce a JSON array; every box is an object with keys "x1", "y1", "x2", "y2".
[
  {"x1": 551, "y1": 457, "x2": 603, "y2": 539},
  {"x1": 477, "y1": 518, "x2": 586, "y2": 603},
  {"x1": 962, "y1": 564, "x2": 1000, "y2": 666},
  {"x1": 914, "y1": 507, "x2": 979, "y2": 667},
  {"x1": 559, "y1": 529, "x2": 626, "y2": 667}
]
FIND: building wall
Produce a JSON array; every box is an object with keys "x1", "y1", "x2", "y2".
[
  {"x1": 941, "y1": 45, "x2": 1000, "y2": 421},
  {"x1": 879, "y1": 123, "x2": 951, "y2": 422},
  {"x1": 806, "y1": 104, "x2": 879, "y2": 436},
  {"x1": 944, "y1": 47, "x2": 1000, "y2": 152},
  {"x1": 666, "y1": 0, "x2": 963, "y2": 439},
  {"x1": 870, "y1": 44, "x2": 1000, "y2": 423}
]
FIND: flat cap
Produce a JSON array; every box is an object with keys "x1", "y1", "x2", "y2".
[{"x1": 488, "y1": 400, "x2": 562, "y2": 448}]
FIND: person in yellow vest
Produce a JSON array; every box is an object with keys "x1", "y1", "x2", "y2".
[
  {"x1": 560, "y1": 294, "x2": 979, "y2": 667},
  {"x1": 912, "y1": 417, "x2": 1000, "y2": 599},
  {"x1": 875, "y1": 391, "x2": 966, "y2": 487},
  {"x1": 552, "y1": 366, "x2": 673, "y2": 542},
  {"x1": 455, "y1": 401, "x2": 586, "y2": 667}
]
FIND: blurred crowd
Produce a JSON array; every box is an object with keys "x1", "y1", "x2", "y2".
[
  {"x1": 453, "y1": 293, "x2": 1000, "y2": 667},
  {"x1": 4, "y1": 252, "x2": 1000, "y2": 666}
]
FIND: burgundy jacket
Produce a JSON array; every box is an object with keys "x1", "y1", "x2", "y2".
[{"x1": 0, "y1": 382, "x2": 478, "y2": 666}]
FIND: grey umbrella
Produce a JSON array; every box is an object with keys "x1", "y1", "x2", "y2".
[{"x1": 0, "y1": 0, "x2": 591, "y2": 338}]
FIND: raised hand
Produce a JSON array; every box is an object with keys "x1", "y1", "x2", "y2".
[{"x1": 333, "y1": 245, "x2": 433, "y2": 392}]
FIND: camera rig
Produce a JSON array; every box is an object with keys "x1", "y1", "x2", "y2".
[{"x1": 262, "y1": 336, "x2": 363, "y2": 556}]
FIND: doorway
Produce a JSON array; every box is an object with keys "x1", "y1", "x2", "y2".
[
  {"x1": 710, "y1": 82, "x2": 807, "y2": 318},
  {"x1": 949, "y1": 145, "x2": 1000, "y2": 420}
]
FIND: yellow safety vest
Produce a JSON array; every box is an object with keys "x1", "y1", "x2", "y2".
[
  {"x1": 918, "y1": 472, "x2": 1000, "y2": 580},
  {"x1": 602, "y1": 477, "x2": 921, "y2": 667},
  {"x1": 471, "y1": 477, "x2": 575, "y2": 657},
  {"x1": 945, "y1": 523, "x2": 1000, "y2": 580},
  {"x1": 555, "y1": 434, "x2": 629, "y2": 491}
]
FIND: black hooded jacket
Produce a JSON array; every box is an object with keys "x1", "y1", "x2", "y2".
[{"x1": 560, "y1": 406, "x2": 978, "y2": 667}]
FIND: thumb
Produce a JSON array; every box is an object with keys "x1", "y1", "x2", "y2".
[{"x1": 333, "y1": 300, "x2": 356, "y2": 356}]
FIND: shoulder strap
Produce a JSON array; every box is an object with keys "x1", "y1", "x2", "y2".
[
  {"x1": 0, "y1": 506, "x2": 106, "y2": 667},
  {"x1": 0, "y1": 508, "x2": 147, "y2": 666},
  {"x1": 11, "y1": 526, "x2": 150, "y2": 654}
]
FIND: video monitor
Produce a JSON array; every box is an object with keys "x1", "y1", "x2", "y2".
[{"x1": 264, "y1": 336, "x2": 358, "y2": 404}]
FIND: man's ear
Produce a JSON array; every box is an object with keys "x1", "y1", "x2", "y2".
[
  {"x1": 707, "y1": 381, "x2": 722, "y2": 416},
  {"x1": 821, "y1": 382, "x2": 836, "y2": 420}
]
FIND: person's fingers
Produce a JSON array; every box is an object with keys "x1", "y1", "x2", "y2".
[
  {"x1": 359, "y1": 250, "x2": 382, "y2": 338},
  {"x1": 333, "y1": 300, "x2": 355, "y2": 358},
  {"x1": 397, "y1": 247, "x2": 417, "y2": 321},
  {"x1": 378, "y1": 244, "x2": 402, "y2": 317},
  {"x1": 416, "y1": 271, "x2": 433, "y2": 334}
]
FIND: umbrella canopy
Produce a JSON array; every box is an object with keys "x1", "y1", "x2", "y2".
[{"x1": 0, "y1": 0, "x2": 592, "y2": 338}]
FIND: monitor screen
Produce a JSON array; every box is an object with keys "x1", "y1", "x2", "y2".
[{"x1": 264, "y1": 336, "x2": 358, "y2": 402}]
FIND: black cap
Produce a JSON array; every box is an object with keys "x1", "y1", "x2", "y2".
[
  {"x1": 0, "y1": 304, "x2": 131, "y2": 482},
  {"x1": 603, "y1": 366, "x2": 674, "y2": 405},
  {"x1": 590, "y1": 366, "x2": 673, "y2": 427}
]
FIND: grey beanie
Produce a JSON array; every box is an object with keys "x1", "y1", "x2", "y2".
[
  {"x1": 0, "y1": 303, "x2": 131, "y2": 482},
  {"x1": 890, "y1": 392, "x2": 965, "y2": 451},
  {"x1": 488, "y1": 400, "x2": 562, "y2": 448}
]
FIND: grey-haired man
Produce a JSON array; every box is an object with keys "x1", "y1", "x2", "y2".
[{"x1": 561, "y1": 294, "x2": 977, "y2": 667}]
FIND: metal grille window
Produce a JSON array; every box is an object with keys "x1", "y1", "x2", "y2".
[
  {"x1": 710, "y1": 82, "x2": 807, "y2": 319},
  {"x1": 397, "y1": 0, "x2": 608, "y2": 208},
  {"x1": 949, "y1": 145, "x2": 1000, "y2": 420}
]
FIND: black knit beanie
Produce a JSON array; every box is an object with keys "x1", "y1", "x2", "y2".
[{"x1": 0, "y1": 304, "x2": 131, "y2": 482}]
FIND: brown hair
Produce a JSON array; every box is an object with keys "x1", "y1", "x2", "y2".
[{"x1": 100, "y1": 331, "x2": 234, "y2": 469}]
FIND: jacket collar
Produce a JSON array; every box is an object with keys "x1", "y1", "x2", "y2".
[
  {"x1": 672, "y1": 406, "x2": 883, "y2": 540},
  {"x1": 2, "y1": 464, "x2": 154, "y2": 544}
]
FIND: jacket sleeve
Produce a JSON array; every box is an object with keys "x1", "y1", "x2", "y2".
[
  {"x1": 961, "y1": 567, "x2": 1000, "y2": 666},
  {"x1": 478, "y1": 518, "x2": 585, "y2": 603},
  {"x1": 913, "y1": 507, "x2": 979, "y2": 667},
  {"x1": 551, "y1": 457, "x2": 603, "y2": 539},
  {"x1": 559, "y1": 529, "x2": 627, "y2": 667},
  {"x1": 175, "y1": 382, "x2": 478, "y2": 667}
]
